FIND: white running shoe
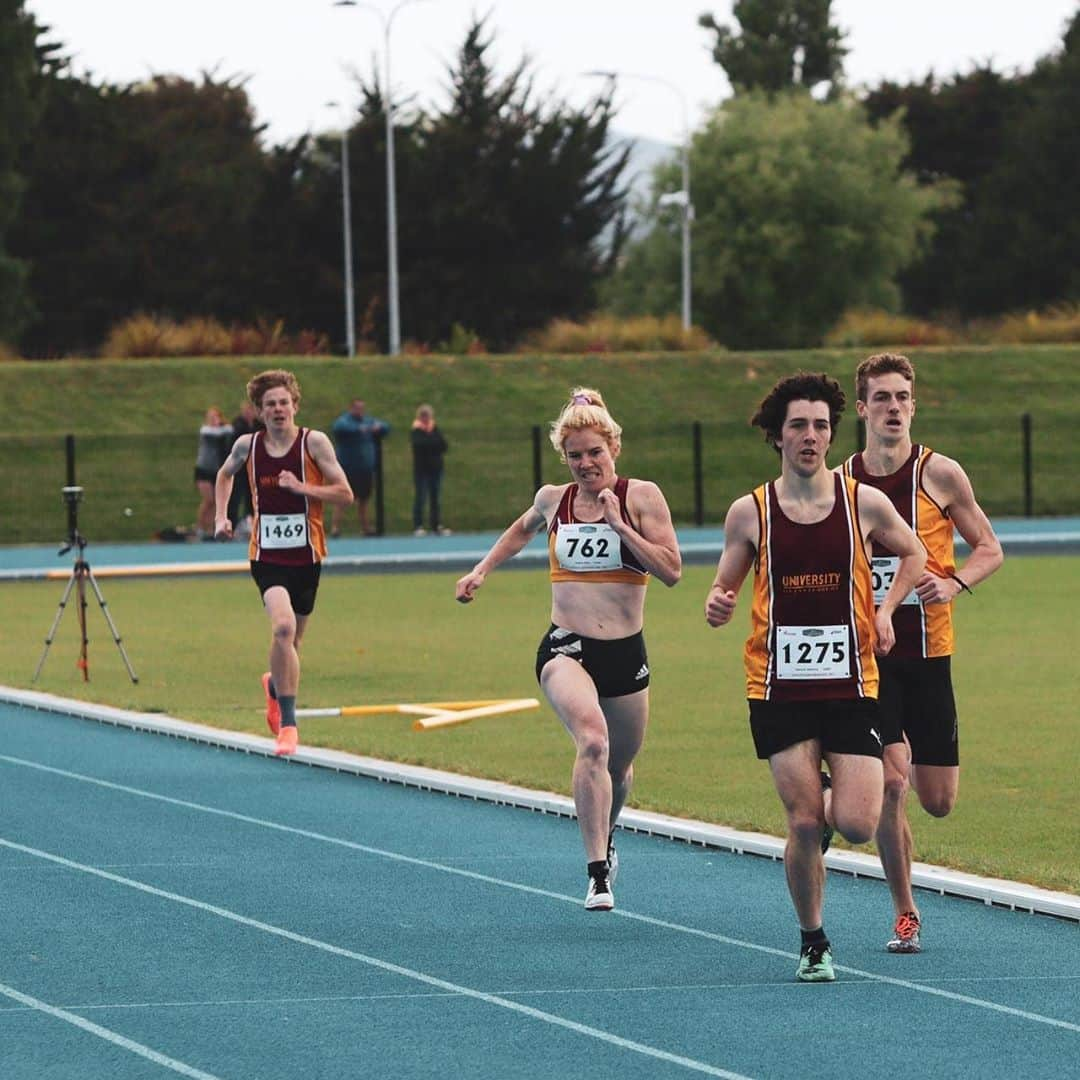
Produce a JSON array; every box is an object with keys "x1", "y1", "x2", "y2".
[{"x1": 585, "y1": 871, "x2": 614, "y2": 911}]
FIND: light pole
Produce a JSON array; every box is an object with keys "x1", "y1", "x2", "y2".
[
  {"x1": 334, "y1": 0, "x2": 429, "y2": 355},
  {"x1": 584, "y1": 70, "x2": 693, "y2": 331},
  {"x1": 327, "y1": 101, "x2": 356, "y2": 357}
]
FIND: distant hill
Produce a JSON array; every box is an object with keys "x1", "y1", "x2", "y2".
[{"x1": 602, "y1": 131, "x2": 679, "y2": 249}]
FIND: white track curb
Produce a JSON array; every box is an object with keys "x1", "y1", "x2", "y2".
[{"x1": 2, "y1": 685, "x2": 1077, "y2": 923}]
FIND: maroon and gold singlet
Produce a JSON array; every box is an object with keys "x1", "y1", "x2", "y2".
[
  {"x1": 745, "y1": 473, "x2": 878, "y2": 702},
  {"x1": 842, "y1": 446, "x2": 955, "y2": 659},
  {"x1": 548, "y1": 477, "x2": 649, "y2": 586},
  {"x1": 247, "y1": 428, "x2": 327, "y2": 565}
]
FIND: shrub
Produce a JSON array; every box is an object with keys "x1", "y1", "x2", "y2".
[
  {"x1": 990, "y1": 304, "x2": 1080, "y2": 344},
  {"x1": 169, "y1": 317, "x2": 232, "y2": 356},
  {"x1": 436, "y1": 323, "x2": 486, "y2": 355},
  {"x1": 102, "y1": 313, "x2": 182, "y2": 358},
  {"x1": 824, "y1": 309, "x2": 958, "y2": 348},
  {"x1": 103, "y1": 314, "x2": 331, "y2": 358},
  {"x1": 521, "y1": 313, "x2": 713, "y2": 353}
]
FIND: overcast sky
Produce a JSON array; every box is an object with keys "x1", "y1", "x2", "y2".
[{"x1": 26, "y1": 1, "x2": 1079, "y2": 146}]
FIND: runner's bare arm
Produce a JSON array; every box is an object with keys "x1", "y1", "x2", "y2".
[
  {"x1": 604, "y1": 480, "x2": 682, "y2": 586},
  {"x1": 455, "y1": 486, "x2": 560, "y2": 603},
  {"x1": 705, "y1": 495, "x2": 758, "y2": 628},
  {"x1": 213, "y1": 434, "x2": 254, "y2": 538},
  {"x1": 859, "y1": 485, "x2": 927, "y2": 653},
  {"x1": 921, "y1": 453, "x2": 1003, "y2": 601},
  {"x1": 278, "y1": 431, "x2": 354, "y2": 506}
]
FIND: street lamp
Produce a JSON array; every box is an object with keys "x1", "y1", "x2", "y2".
[
  {"x1": 327, "y1": 101, "x2": 356, "y2": 357},
  {"x1": 584, "y1": 70, "x2": 693, "y2": 331},
  {"x1": 334, "y1": 0, "x2": 429, "y2": 355}
]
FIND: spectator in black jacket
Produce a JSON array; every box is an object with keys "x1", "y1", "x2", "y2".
[{"x1": 410, "y1": 404, "x2": 450, "y2": 536}]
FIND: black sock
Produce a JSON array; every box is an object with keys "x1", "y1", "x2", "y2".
[
  {"x1": 800, "y1": 926, "x2": 829, "y2": 949},
  {"x1": 587, "y1": 859, "x2": 609, "y2": 879},
  {"x1": 279, "y1": 695, "x2": 296, "y2": 729}
]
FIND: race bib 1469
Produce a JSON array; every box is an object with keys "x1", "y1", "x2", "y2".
[{"x1": 260, "y1": 513, "x2": 307, "y2": 550}]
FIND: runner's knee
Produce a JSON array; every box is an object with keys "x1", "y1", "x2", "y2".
[
  {"x1": 576, "y1": 725, "x2": 609, "y2": 767},
  {"x1": 918, "y1": 788, "x2": 955, "y2": 818},
  {"x1": 271, "y1": 614, "x2": 297, "y2": 644}
]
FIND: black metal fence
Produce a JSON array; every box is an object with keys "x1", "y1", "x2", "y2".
[{"x1": 0, "y1": 414, "x2": 1072, "y2": 546}]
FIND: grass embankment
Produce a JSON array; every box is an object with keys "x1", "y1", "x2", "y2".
[
  {"x1": 2, "y1": 345, "x2": 1079, "y2": 544},
  {"x1": 2, "y1": 556, "x2": 1076, "y2": 895}
]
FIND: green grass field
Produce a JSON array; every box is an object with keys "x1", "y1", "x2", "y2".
[
  {"x1": 2, "y1": 555, "x2": 1076, "y2": 895},
  {"x1": 2, "y1": 345, "x2": 1079, "y2": 544}
]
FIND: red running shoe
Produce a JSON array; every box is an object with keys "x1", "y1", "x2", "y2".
[
  {"x1": 262, "y1": 672, "x2": 281, "y2": 735},
  {"x1": 274, "y1": 726, "x2": 298, "y2": 756},
  {"x1": 886, "y1": 911, "x2": 922, "y2": 953}
]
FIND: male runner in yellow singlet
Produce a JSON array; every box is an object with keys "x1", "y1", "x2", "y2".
[
  {"x1": 841, "y1": 353, "x2": 1003, "y2": 952},
  {"x1": 706, "y1": 372, "x2": 925, "y2": 982}
]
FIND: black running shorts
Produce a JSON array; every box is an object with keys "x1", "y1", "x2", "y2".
[
  {"x1": 748, "y1": 697, "x2": 884, "y2": 761},
  {"x1": 535, "y1": 624, "x2": 650, "y2": 699},
  {"x1": 876, "y1": 654, "x2": 959, "y2": 766},
  {"x1": 250, "y1": 561, "x2": 322, "y2": 617}
]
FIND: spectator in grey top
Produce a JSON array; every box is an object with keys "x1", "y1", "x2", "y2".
[{"x1": 195, "y1": 406, "x2": 233, "y2": 539}]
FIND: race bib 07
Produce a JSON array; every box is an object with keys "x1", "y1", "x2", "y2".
[
  {"x1": 775, "y1": 624, "x2": 851, "y2": 680},
  {"x1": 260, "y1": 513, "x2": 307, "y2": 550},
  {"x1": 555, "y1": 523, "x2": 622, "y2": 572},
  {"x1": 871, "y1": 556, "x2": 920, "y2": 607}
]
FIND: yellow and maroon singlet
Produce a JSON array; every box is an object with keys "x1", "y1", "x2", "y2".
[
  {"x1": 547, "y1": 477, "x2": 649, "y2": 586},
  {"x1": 842, "y1": 446, "x2": 955, "y2": 659},
  {"x1": 247, "y1": 428, "x2": 327, "y2": 565},
  {"x1": 745, "y1": 473, "x2": 878, "y2": 702}
]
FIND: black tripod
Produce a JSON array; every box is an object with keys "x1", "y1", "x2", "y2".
[{"x1": 32, "y1": 486, "x2": 138, "y2": 684}]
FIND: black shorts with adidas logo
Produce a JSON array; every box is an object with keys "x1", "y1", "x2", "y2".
[{"x1": 535, "y1": 624, "x2": 650, "y2": 698}]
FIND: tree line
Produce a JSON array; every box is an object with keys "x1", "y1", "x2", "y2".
[{"x1": 2, "y1": 0, "x2": 1078, "y2": 356}]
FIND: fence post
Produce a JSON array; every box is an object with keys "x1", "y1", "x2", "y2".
[
  {"x1": 692, "y1": 421, "x2": 704, "y2": 526},
  {"x1": 374, "y1": 434, "x2": 385, "y2": 535},
  {"x1": 532, "y1": 425, "x2": 542, "y2": 492},
  {"x1": 64, "y1": 434, "x2": 78, "y2": 540},
  {"x1": 65, "y1": 433, "x2": 76, "y2": 487},
  {"x1": 1021, "y1": 413, "x2": 1033, "y2": 517}
]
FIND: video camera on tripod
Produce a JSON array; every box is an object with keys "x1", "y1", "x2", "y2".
[
  {"x1": 59, "y1": 484, "x2": 84, "y2": 554},
  {"x1": 33, "y1": 483, "x2": 139, "y2": 684}
]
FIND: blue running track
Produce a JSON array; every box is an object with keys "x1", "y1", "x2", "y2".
[{"x1": 1, "y1": 701, "x2": 1077, "y2": 1080}]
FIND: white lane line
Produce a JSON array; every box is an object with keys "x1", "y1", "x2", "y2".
[
  {"x1": 3, "y1": 972, "x2": 1078, "y2": 1021},
  {"x1": 0, "y1": 838, "x2": 754, "y2": 1080},
  {"x1": 3, "y1": 754, "x2": 1078, "y2": 1034},
  {"x1": 0, "y1": 977, "x2": 865, "y2": 1016},
  {"x1": 0, "y1": 981, "x2": 222, "y2": 1080}
]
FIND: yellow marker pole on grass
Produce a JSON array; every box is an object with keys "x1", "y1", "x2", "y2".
[
  {"x1": 294, "y1": 697, "x2": 541, "y2": 730},
  {"x1": 412, "y1": 698, "x2": 540, "y2": 731}
]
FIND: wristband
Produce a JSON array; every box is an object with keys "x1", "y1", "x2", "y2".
[{"x1": 950, "y1": 573, "x2": 974, "y2": 596}]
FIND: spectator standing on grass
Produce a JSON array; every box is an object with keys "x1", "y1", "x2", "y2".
[
  {"x1": 195, "y1": 407, "x2": 233, "y2": 540},
  {"x1": 840, "y1": 353, "x2": 1003, "y2": 954},
  {"x1": 456, "y1": 387, "x2": 682, "y2": 911},
  {"x1": 705, "y1": 372, "x2": 925, "y2": 982},
  {"x1": 328, "y1": 398, "x2": 390, "y2": 537},
  {"x1": 214, "y1": 369, "x2": 353, "y2": 756},
  {"x1": 411, "y1": 403, "x2": 451, "y2": 536}
]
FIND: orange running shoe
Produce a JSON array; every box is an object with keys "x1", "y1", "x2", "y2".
[
  {"x1": 261, "y1": 672, "x2": 281, "y2": 735},
  {"x1": 274, "y1": 726, "x2": 298, "y2": 756},
  {"x1": 886, "y1": 911, "x2": 922, "y2": 953}
]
